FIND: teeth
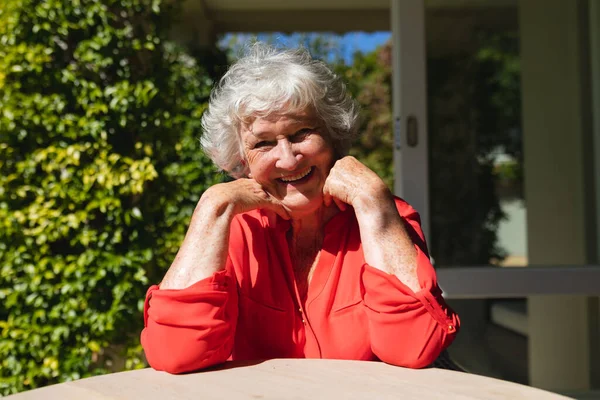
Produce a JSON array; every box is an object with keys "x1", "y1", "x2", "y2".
[{"x1": 280, "y1": 167, "x2": 312, "y2": 182}]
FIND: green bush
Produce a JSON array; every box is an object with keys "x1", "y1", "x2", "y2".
[{"x1": 0, "y1": 0, "x2": 221, "y2": 394}]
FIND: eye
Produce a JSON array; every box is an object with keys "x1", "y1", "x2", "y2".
[
  {"x1": 290, "y1": 128, "x2": 315, "y2": 142},
  {"x1": 253, "y1": 140, "x2": 275, "y2": 149}
]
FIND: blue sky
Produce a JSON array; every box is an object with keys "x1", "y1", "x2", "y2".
[
  {"x1": 340, "y1": 31, "x2": 391, "y2": 62},
  {"x1": 219, "y1": 31, "x2": 391, "y2": 64}
]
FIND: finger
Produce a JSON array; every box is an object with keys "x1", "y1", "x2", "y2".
[
  {"x1": 264, "y1": 199, "x2": 291, "y2": 220},
  {"x1": 322, "y1": 181, "x2": 332, "y2": 207},
  {"x1": 323, "y1": 192, "x2": 332, "y2": 208},
  {"x1": 272, "y1": 206, "x2": 291, "y2": 220},
  {"x1": 333, "y1": 197, "x2": 347, "y2": 211}
]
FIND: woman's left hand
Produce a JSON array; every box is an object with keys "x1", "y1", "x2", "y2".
[
  {"x1": 324, "y1": 156, "x2": 420, "y2": 291},
  {"x1": 322, "y1": 156, "x2": 393, "y2": 213}
]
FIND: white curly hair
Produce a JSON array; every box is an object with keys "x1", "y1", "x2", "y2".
[{"x1": 200, "y1": 42, "x2": 360, "y2": 178}]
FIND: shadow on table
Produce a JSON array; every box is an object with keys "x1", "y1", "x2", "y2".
[
  {"x1": 198, "y1": 359, "x2": 268, "y2": 373},
  {"x1": 426, "y1": 350, "x2": 467, "y2": 372},
  {"x1": 193, "y1": 352, "x2": 466, "y2": 375}
]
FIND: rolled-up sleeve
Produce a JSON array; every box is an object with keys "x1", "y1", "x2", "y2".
[
  {"x1": 140, "y1": 268, "x2": 238, "y2": 374},
  {"x1": 361, "y1": 198, "x2": 459, "y2": 368}
]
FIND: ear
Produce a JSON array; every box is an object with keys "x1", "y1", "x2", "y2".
[{"x1": 240, "y1": 159, "x2": 251, "y2": 178}]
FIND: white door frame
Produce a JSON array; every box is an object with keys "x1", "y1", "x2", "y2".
[{"x1": 390, "y1": 0, "x2": 430, "y2": 243}]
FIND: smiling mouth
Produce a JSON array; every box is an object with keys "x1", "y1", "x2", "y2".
[{"x1": 279, "y1": 167, "x2": 314, "y2": 183}]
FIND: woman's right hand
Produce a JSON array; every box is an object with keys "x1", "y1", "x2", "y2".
[
  {"x1": 161, "y1": 179, "x2": 288, "y2": 289},
  {"x1": 200, "y1": 179, "x2": 290, "y2": 220}
]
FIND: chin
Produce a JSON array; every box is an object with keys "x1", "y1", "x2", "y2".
[{"x1": 283, "y1": 194, "x2": 324, "y2": 217}]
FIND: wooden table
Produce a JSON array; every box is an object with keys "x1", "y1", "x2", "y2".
[{"x1": 6, "y1": 359, "x2": 572, "y2": 400}]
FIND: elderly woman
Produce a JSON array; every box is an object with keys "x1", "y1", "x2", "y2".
[{"x1": 141, "y1": 44, "x2": 459, "y2": 374}]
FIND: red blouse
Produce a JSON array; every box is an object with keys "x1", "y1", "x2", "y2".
[{"x1": 141, "y1": 198, "x2": 459, "y2": 374}]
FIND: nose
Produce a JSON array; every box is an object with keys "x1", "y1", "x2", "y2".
[{"x1": 275, "y1": 141, "x2": 301, "y2": 170}]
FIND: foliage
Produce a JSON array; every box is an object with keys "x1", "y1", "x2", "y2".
[
  {"x1": 0, "y1": 0, "x2": 221, "y2": 394},
  {"x1": 427, "y1": 31, "x2": 521, "y2": 265},
  {"x1": 475, "y1": 32, "x2": 522, "y2": 193},
  {"x1": 337, "y1": 44, "x2": 394, "y2": 189}
]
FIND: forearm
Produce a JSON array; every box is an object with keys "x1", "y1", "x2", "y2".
[
  {"x1": 160, "y1": 190, "x2": 236, "y2": 289},
  {"x1": 142, "y1": 274, "x2": 239, "y2": 373},
  {"x1": 354, "y1": 190, "x2": 420, "y2": 293},
  {"x1": 361, "y1": 261, "x2": 459, "y2": 368}
]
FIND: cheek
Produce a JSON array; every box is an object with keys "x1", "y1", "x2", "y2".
[
  {"x1": 246, "y1": 153, "x2": 272, "y2": 179},
  {"x1": 315, "y1": 140, "x2": 335, "y2": 166},
  {"x1": 304, "y1": 135, "x2": 332, "y2": 156},
  {"x1": 245, "y1": 151, "x2": 259, "y2": 166}
]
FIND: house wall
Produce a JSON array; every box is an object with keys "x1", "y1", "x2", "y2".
[
  {"x1": 590, "y1": 0, "x2": 600, "y2": 389},
  {"x1": 520, "y1": 0, "x2": 596, "y2": 391}
]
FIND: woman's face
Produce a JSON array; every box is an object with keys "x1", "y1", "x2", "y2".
[{"x1": 240, "y1": 108, "x2": 335, "y2": 216}]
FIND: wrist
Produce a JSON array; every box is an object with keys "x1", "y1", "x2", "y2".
[
  {"x1": 352, "y1": 182, "x2": 394, "y2": 216},
  {"x1": 194, "y1": 186, "x2": 237, "y2": 221}
]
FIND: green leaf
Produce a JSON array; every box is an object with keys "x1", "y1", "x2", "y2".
[
  {"x1": 0, "y1": 0, "x2": 224, "y2": 394},
  {"x1": 131, "y1": 207, "x2": 142, "y2": 219}
]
